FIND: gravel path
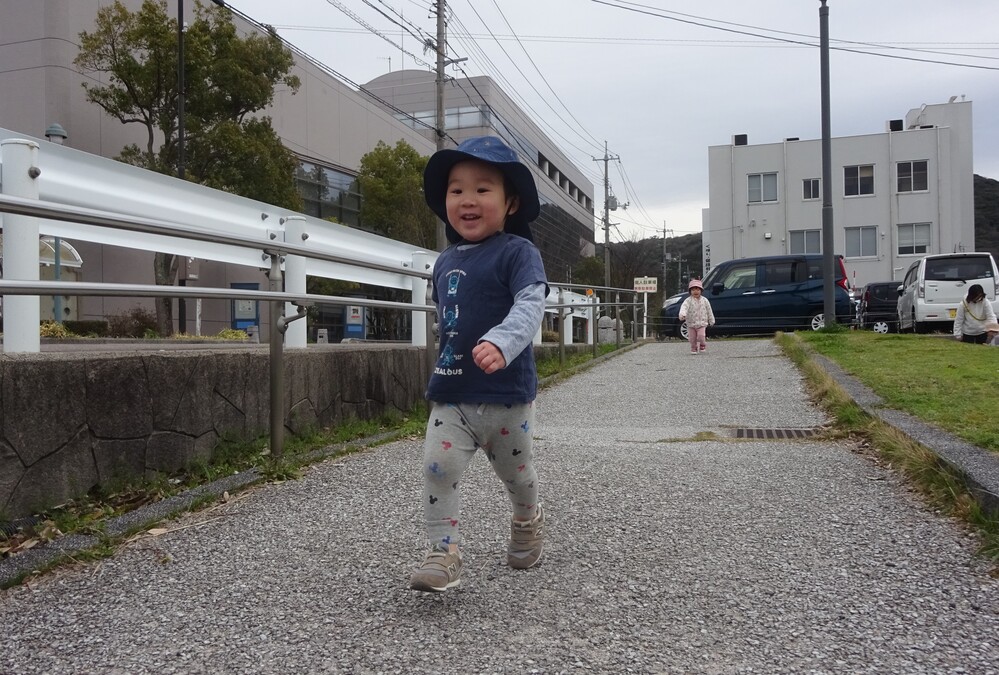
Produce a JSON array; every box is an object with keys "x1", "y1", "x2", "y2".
[{"x1": 1, "y1": 339, "x2": 997, "y2": 674}]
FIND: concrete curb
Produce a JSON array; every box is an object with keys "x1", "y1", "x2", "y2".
[{"x1": 811, "y1": 352, "x2": 999, "y2": 517}]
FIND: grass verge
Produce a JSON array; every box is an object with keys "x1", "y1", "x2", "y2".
[{"x1": 777, "y1": 331, "x2": 999, "y2": 571}]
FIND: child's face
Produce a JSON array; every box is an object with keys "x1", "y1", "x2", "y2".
[
  {"x1": 445, "y1": 160, "x2": 519, "y2": 243},
  {"x1": 690, "y1": 287, "x2": 702, "y2": 296}
]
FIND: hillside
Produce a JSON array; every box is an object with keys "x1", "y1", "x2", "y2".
[{"x1": 974, "y1": 174, "x2": 999, "y2": 262}]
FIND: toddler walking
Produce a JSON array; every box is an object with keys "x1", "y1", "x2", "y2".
[
  {"x1": 410, "y1": 136, "x2": 549, "y2": 593},
  {"x1": 678, "y1": 278, "x2": 715, "y2": 354}
]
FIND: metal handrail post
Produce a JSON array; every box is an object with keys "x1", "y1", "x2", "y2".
[
  {"x1": 282, "y1": 216, "x2": 308, "y2": 348},
  {"x1": 591, "y1": 296, "x2": 598, "y2": 357},
  {"x1": 1, "y1": 139, "x2": 42, "y2": 353},
  {"x1": 615, "y1": 292, "x2": 622, "y2": 348},
  {"x1": 634, "y1": 298, "x2": 641, "y2": 342},
  {"x1": 424, "y1": 281, "x2": 436, "y2": 419},
  {"x1": 410, "y1": 251, "x2": 430, "y2": 348},
  {"x1": 268, "y1": 252, "x2": 286, "y2": 458},
  {"x1": 558, "y1": 287, "x2": 566, "y2": 369}
]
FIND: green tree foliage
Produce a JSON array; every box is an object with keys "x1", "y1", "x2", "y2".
[
  {"x1": 349, "y1": 140, "x2": 437, "y2": 340},
  {"x1": 356, "y1": 140, "x2": 436, "y2": 248},
  {"x1": 572, "y1": 256, "x2": 605, "y2": 288},
  {"x1": 74, "y1": 0, "x2": 301, "y2": 334}
]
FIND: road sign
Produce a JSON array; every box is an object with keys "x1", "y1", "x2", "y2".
[{"x1": 633, "y1": 276, "x2": 657, "y2": 293}]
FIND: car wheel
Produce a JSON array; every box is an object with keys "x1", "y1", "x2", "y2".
[
  {"x1": 810, "y1": 313, "x2": 826, "y2": 331},
  {"x1": 678, "y1": 321, "x2": 689, "y2": 341},
  {"x1": 872, "y1": 319, "x2": 890, "y2": 334}
]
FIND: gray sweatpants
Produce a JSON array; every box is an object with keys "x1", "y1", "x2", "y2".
[{"x1": 422, "y1": 401, "x2": 539, "y2": 548}]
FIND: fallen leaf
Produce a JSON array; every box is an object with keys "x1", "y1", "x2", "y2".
[{"x1": 146, "y1": 528, "x2": 169, "y2": 537}]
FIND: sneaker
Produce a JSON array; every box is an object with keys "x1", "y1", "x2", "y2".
[
  {"x1": 410, "y1": 546, "x2": 461, "y2": 593},
  {"x1": 508, "y1": 504, "x2": 545, "y2": 569},
  {"x1": 690, "y1": 350, "x2": 698, "y2": 355},
  {"x1": 699, "y1": 345, "x2": 707, "y2": 352}
]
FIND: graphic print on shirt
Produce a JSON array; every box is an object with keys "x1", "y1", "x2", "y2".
[
  {"x1": 446, "y1": 271, "x2": 462, "y2": 297},
  {"x1": 441, "y1": 305, "x2": 459, "y2": 335},
  {"x1": 436, "y1": 268, "x2": 467, "y2": 376}
]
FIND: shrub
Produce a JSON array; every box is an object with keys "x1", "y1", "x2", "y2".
[
  {"x1": 64, "y1": 320, "x2": 109, "y2": 337},
  {"x1": 541, "y1": 330, "x2": 560, "y2": 343},
  {"x1": 216, "y1": 328, "x2": 248, "y2": 341},
  {"x1": 107, "y1": 306, "x2": 158, "y2": 338},
  {"x1": 39, "y1": 321, "x2": 72, "y2": 338}
]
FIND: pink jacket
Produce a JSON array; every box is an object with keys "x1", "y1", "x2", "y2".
[{"x1": 678, "y1": 295, "x2": 715, "y2": 328}]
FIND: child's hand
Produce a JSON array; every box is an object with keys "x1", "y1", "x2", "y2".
[
  {"x1": 472, "y1": 341, "x2": 506, "y2": 374},
  {"x1": 678, "y1": 314, "x2": 686, "y2": 321}
]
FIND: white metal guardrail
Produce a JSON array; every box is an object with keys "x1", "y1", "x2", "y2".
[{"x1": 0, "y1": 132, "x2": 643, "y2": 453}]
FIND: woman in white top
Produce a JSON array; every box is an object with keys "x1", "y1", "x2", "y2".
[{"x1": 952, "y1": 284, "x2": 998, "y2": 344}]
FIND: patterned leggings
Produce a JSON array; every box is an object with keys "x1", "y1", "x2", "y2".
[
  {"x1": 422, "y1": 401, "x2": 538, "y2": 548},
  {"x1": 688, "y1": 325, "x2": 707, "y2": 351}
]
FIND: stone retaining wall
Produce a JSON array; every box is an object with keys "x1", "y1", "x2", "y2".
[{"x1": 0, "y1": 344, "x2": 586, "y2": 520}]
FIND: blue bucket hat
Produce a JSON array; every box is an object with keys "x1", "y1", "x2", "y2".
[{"x1": 424, "y1": 135, "x2": 541, "y2": 244}]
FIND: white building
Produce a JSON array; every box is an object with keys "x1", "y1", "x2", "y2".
[{"x1": 703, "y1": 99, "x2": 974, "y2": 288}]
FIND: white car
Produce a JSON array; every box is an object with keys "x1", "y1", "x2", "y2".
[{"x1": 897, "y1": 252, "x2": 999, "y2": 333}]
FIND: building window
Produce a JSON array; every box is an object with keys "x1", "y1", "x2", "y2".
[
  {"x1": 845, "y1": 226, "x2": 877, "y2": 258},
  {"x1": 844, "y1": 164, "x2": 874, "y2": 196},
  {"x1": 295, "y1": 161, "x2": 362, "y2": 227},
  {"x1": 748, "y1": 172, "x2": 778, "y2": 203},
  {"x1": 897, "y1": 160, "x2": 928, "y2": 193},
  {"x1": 802, "y1": 178, "x2": 820, "y2": 200},
  {"x1": 394, "y1": 106, "x2": 489, "y2": 131},
  {"x1": 897, "y1": 222, "x2": 931, "y2": 256},
  {"x1": 789, "y1": 229, "x2": 821, "y2": 254}
]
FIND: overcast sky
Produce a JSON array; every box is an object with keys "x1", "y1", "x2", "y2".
[{"x1": 223, "y1": 0, "x2": 999, "y2": 242}]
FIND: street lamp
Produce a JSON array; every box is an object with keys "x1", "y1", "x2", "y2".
[{"x1": 44, "y1": 123, "x2": 68, "y2": 324}]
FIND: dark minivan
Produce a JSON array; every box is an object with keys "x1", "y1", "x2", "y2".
[
  {"x1": 661, "y1": 254, "x2": 854, "y2": 339},
  {"x1": 858, "y1": 281, "x2": 900, "y2": 333}
]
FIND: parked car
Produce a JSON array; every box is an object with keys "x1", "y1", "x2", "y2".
[
  {"x1": 896, "y1": 252, "x2": 999, "y2": 333},
  {"x1": 858, "y1": 281, "x2": 900, "y2": 333},
  {"x1": 661, "y1": 254, "x2": 854, "y2": 339}
]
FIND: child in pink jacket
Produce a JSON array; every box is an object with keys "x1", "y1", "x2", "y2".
[{"x1": 678, "y1": 279, "x2": 715, "y2": 354}]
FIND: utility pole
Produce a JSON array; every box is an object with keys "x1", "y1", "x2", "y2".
[
  {"x1": 593, "y1": 141, "x2": 620, "y2": 289},
  {"x1": 819, "y1": 0, "x2": 836, "y2": 326},
  {"x1": 429, "y1": 2, "x2": 465, "y2": 252},
  {"x1": 434, "y1": 0, "x2": 447, "y2": 252},
  {"x1": 177, "y1": 1, "x2": 185, "y2": 182},
  {"x1": 662, "y1": 224, "x2": 668, "y2": 293},
  {"x1": 177, "y1": 0, "x2": 188, "y2": 333}
]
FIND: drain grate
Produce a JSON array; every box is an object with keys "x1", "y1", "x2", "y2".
[{"x1": 734, "y1": 427, "x2": 821, "y2": 440}]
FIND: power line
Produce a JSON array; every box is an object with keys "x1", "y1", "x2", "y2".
[
  {"x1": 487, "y1": 0, "x2": 603, "y2": 150},
  {"x1": 265, "y1": 26, "x2": 999, "y2": 54},
  {"x1": 324, "y1": 0, "x2": 436, "y2": 71},
  {"x1": 591, "y1": 0, "x2": 999, "y2": 71},
  {"x1": 453, "y1": 2, "x2": 604, "y2": 155},
  {"x1": 445, "y1": 12, "x2": 605, "y2": 183}
]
